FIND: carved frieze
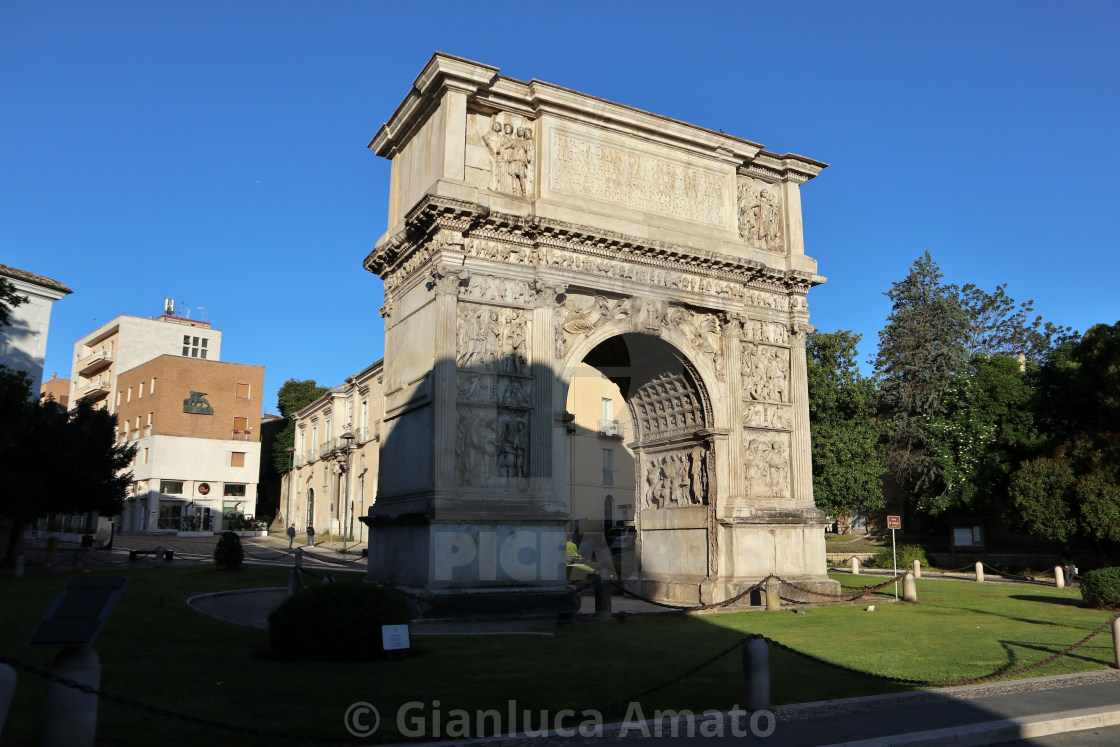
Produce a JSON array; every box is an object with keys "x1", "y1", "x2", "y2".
[
  {"x1": 477, "y1": 114, "x2": 535, "y2": 197},
  {"x1": 642, "y1": 445, "x2": 709, "y2": 509},
  {"x1": 740, "y1": 318, "x2": 790, "y2": 346},
  {"x1": 550, "y1": 128, "x2": 728, "y2": 227},
  {"x1": 741, "y1": 343, "x2": 790, "y2": 404},
  {"x1": 742, "y1": 288, "x2": 790, "y2": 311},
  {"x1": 458, "y1": 274, "x2": 533, "y2": 306},
  {"x1": 737, "y1": 176, "x2": 785, "y2": 253},
  {"x1": 743, "y1": 402, "x2": 792, "y2": 431},
  {"x1": 743, "y1": 431, "x2": 791, "y2": 500},
  {"x1": 456, "y1": 303, "x2": 530, "y2": 375}
]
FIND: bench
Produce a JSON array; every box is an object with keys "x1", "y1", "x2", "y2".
[{"x1": 129, "y1": 548, "x2": 174, "y2": 562}]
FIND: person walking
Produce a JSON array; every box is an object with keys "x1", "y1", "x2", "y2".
[
  {"x1": 306, "y1": 523, "x2": 315, "y2": 547},
  {"x1": 286, "y1": 523, "x2": 296, "y2": 549}
]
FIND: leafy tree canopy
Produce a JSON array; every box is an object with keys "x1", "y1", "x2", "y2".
[
  {"x1": 271, "y1": 378, "x2": 329, "y2": 474},
  {"x1": 806, "y1": 330, "x2": 886, "y2": 517},
  {"x1": 960, "y1": 282, "x2": 1075, "y2": 362}
]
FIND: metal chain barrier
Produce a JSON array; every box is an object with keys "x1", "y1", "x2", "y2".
[
  {"x1": 301, "y1": 550, "x2": 367, "y2": 566},
  {"x1": 608, "y1": 577, "x2": 769, "y2": 612},
  {"x1": 780, "y1": 574, "x2": 905, "y2": 600},
  {"x1": 981, "y1": 562, "x2": 1051, "y2": 586}
]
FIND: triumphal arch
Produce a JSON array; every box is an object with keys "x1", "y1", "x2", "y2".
[{"x1": 362, "y1": 54, "x2": 838, "y2": 611}]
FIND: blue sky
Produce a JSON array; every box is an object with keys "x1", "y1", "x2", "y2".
[{"x1": 3, "y1": 1, "x2": 1117, "y2": 412}]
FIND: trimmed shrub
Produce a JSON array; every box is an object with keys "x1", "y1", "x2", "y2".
[
  {"x1": 566, "y1": 541, "x2": 579, "y2": 559},
  {"x1": 213, "y1": 531, "x2": 244, "y2": 570},
  {"x1": 1080, "y1": 567, "x2": 1120, "y2": 609},
  {"x1": 869, "y1": 544, "x2": 929, "y2": 570},
  {"x1": 268, "y1": 583, "x2": 412, "y2": 660}
]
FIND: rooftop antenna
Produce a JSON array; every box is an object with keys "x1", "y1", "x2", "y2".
[
  {"x1": 195, "y1": 306, "x2": 207, "y2": 322},
  {"x1": 164, "y1": 298, "x2": 175, "y2": 315}
]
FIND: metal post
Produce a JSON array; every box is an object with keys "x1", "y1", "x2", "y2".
[
  {"x1": 44, "y1": 645, "x2": 99, "y2": 747},
  {"x1": 741, "y1": 638, "x2": 771, "y2": 711},
  {"x1": 892, "y1": 527, "x2": 898, "y2": 601},
  {"x1": 594, "y1": 579, "x2": 612, "y2": 620}
]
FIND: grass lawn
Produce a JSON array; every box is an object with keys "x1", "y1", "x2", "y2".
[{"x1": 0, "y1": 566, "x2": 1115, "y2": 745}]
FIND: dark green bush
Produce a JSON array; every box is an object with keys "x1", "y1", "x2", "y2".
[
  {"x1": 268, "y1": 584, "x2": 412, "y2": 660},
  {"x1": 1080, "y1": 567, "x2": 1120, "y2": 609},
  {"x1": 213, "y1": 531, "x2": 244, "y2": 570},
  {"x1": 869, "y1": 543, "x2": 929, "y2": 570}
]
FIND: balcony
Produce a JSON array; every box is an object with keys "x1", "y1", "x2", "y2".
[
  {"x1": 305, "y1": 448, "x2": 317, "y2": 464},
  {"x1": 80, "y1": 378, "x2": 111, "y2": 400},
  {"x1": 598, "y1": 420, "x2": 624, "y2": 439},
  {"x1": 319, "y1": 441, "x2": 334, "y2": 458},
  {"x1": 232, "y1": 430, "x2": 251, "y2": 441},
  {"x1": 77, "y1": 348, "x2": 113, "y2": 376}
]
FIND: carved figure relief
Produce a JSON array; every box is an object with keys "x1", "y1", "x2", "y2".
[
  {"x1": 456, "y1": 304, "x2": 530, "y2": 375},
  {"x1": 741, "y1": 343, "x2": 790, "y2": 403},
  {"x1": 744, "y1": 432, "x2": 791, "y2": 500},
  {"x1": 743, "y1": 402, "x2": 792, "y2": 430},
  {"x1": 741, "y1": 318, "x2": 790, "y2": 345},
  {"x1": 482, "y1": 115, "x2": 535, "y2": 197},
  {"x1": 742, "y1": 288, "x2": 789, "y2": 311},
  {"x1": 737, "y1": 177, "x2": 785, "y2": 253},
  {"x1": 667, "y1": 306, "x2": 725, "y2": 381},
  {"x1": 642, "y1": 445, "x2": 709, "y2": 508},
  {"x1": 456, "y1": 372, "x2": 493, "y2": 405},
  {"x1": 459, "y1": 275, "x2": 532, "y2": 306},
  {"x1": 455, "y1": 405, "x2": 530, "y2": 487},
  {"x1": 497, "y1": 375, "x2": 532, "y2": 408}
]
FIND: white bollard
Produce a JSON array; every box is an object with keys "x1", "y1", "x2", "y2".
[
  {"x1": 765, "y1": 577, "x2": 781, "y2": 611},
  {"x1": 913, "y1": 559, "x2": 921, "y2": 580},
  {"x1": 44, "y1": 645, "x2": 99, "y2": 747},
  {"x1": 903, "y1": 573, "x2": 918, "y2": 602},
  {"x1": 1113, "y1": 618, "x2": 1120, "y2": 669},
  {"x1": 13, "y1": 555, "x2": 24, "y2": 578},
  {"x1": 0, "y1": 663, "x2": 15, "y2": 736},
  {"x1": 741, "y1": 638, "x2": 771, "y2": 711},
  {"x1": 975, "y1": 562, "x2": 984, "y2": 583},
  {"x1": 154, "y1": 545, "x2": 166, "y2": 567},
  {"x1": 851, "y1": 556, "x2": 860, "y2": 575},
  {"x1": 1055, "y1": 566, "x2": 1066, "y2": 589}
]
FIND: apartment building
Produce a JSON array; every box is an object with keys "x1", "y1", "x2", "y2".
[
  {"x1": 282, "y1": 360, "x2": 384, "y2": 543},
  {"x1": 0, "y1": 263, "x2": 72, "y2": 395},
  {"x1": 115, "y1": 356, "x2": 264, "y2": 533},
  {"x1": 64, "y1": 312, "x2": 265, "y2": 535}
]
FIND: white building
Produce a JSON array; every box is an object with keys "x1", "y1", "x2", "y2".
[{"x1": 0, "y1": 263, "x2": 72, "y2": 395}]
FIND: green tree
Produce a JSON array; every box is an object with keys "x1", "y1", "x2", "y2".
[
  {"x1": 271, "y1": 378, "x2": 329, "y2": 474},
  {"x1": 1008, "y1": 322, "x2": 1120, "y2": 549},
  {"x1": 806, "y1": 331, "x2": 886, "y2": 517},
  {"x1": 960, "y1": 283, "x2": 1075, "y2": 362},
  {"x1": 875, "y1": 252, "x2": 971, "y2": 512},
  {"x1": 0, "y1": 368, "x2": 137, "y2": 564}
]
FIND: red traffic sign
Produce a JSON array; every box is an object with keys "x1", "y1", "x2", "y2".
[{"x1": 887, "y1": 515, "x2": 901, "y2": 530}]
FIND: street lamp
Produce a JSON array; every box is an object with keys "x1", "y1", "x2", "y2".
[{"x1": 336, "y1": 432, "x2": 356, "y2": 552}]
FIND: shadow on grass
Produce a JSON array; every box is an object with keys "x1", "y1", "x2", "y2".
[
  {"x1": 1009, "y1": 594, "x2": 1087, "y2": 608},
  {"x1": 1003, "y1": 639, "x2": 1110, "y2": 667}
]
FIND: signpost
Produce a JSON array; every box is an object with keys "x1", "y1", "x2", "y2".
[{"x1": 887, "y1": 515, "x2": 901, "y2": 600}]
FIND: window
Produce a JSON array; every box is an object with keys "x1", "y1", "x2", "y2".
[
  {"x1": 116, "y1": 391, "x2": 121, "y2": 407},
  {"x1": 147, "y1": 412, "x2": 153, "y2": 427},
  {"x1": 223, "y1": 483, "x2": 246, "y2": 497},
  {"x1": 231, "y1": 452, "x2": 246, "y2": 468},
  {"x1": 601, "y1": 398, "x2": 612, "y2": 422},
  {"x1": 150, "y1": 377, "x2": 156, "y2": 393},
  {"x1": 235, "y1": 383, "x2": 251, "y2": 399},
  {"x1": 127, "y1": 386, "x2": 132, "y2": 403},
  {"x1": 139, "y1": 382, "x2": 144, "y2": 398},
  {"x1": 160, "y1": 480, "x2": 184, "y2": 495},
  {"x1": 143, "y1": 447, "x2": 149, "y2": 464},
  {"x1": 183, "y1": 335, "x2": 209, "y2": 358},
  {"x1": 233, "y1": 416, "x2": 248, "y2": 433},
  {"x1": 603, "y1": 449, "x2": 614, "y2": 486}
]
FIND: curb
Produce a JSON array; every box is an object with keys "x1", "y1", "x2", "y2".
[{"x1": 821, "y1": 703, "x2": 1120, "y2": 746}]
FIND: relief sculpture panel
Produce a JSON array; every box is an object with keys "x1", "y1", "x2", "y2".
[
  {"x1": 737, "y1": 176, "x2": 785, "y2": 253},
  {"x1": 642, "y1": 445, "x2": 710, "y2": 509},
  {"x1": 456, "y1": 303, "x2": 530, "y2": 375},
  {"x1": 667, "y1": 306, "x2": 725, "y2": 381},
  {"x1": 741, "y1": 343, "x2": 790, "y2": 404},
  {"x1": 466, "y1": 112, "x2": 535, "y2": 197},
  {"x1": 743, "y1": 431, "x2": 791, "y2": 501},
  {"x1": 455, "y1": 405, "x2": 530, "y2": 487},
  {"x1": 550, "y1": 127, "x2": 729, "y2": 227}
]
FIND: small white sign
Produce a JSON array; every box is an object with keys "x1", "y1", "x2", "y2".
[{"x1": 382, "y1": 624, "x2": 410, "y2": 651}]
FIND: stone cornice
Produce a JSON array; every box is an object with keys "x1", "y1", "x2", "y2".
[{"x1": 364, "y1": 195, "x2": 825, "y2": 297}]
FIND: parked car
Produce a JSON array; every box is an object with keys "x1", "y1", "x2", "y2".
[{"x1": 607, "y1": 523, "x2": 636, "y2": 552}]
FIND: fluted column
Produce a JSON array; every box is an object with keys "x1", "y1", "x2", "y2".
[
  {"x1": 788, "y1": 327, "x2": 813, "y2": 507},
  {"x1": 721, "y1": 315, "x2": 746, "y2": 512},
  {"x1": 430, "y1": 264, "x2": 465, "y2": 489},
  {"x1": 530, "y1": 281, "x2": 566, "y2": 496}
]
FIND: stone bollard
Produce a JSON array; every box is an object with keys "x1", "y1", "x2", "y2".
[
  {"x1": 913, "y1": 559, "x2": 921, "y2": 580},
  {"x1": 44, "y1": 645, "x2": 99, "y2": 747},
  {"x1": 287, "y1": 567, "x2": 302, "y2": 596},
  {"x1": 294, "y1": 547, "x2": 304, "y2": 570},
  {"x1": 1055, "y1": 566, "x2": 1066, "y2": 589},
  {"x1": 741, "y1": 638, "x2": 771, "y2": 711},
  {"x1": 13, "y1": 555, "x2": 24, "y2": 578},
  {"x1": 765, "y1": 576, "x2": 781, "y2": 611},
  {"x1": 975, "y1": 562, "x2": 984, "y2": 583},
  {"x1": 594, "y1": 579, "x2": 613, "y2": 620},
  {"x1": 72, "y1": 550, "x2": 83, "y2": 572},
  {"x1": 0, "y1": 663, "x2": 15, "y2": 736},
  {"x1": 903, "y1": 572, "x2": 918, "y2": 602},
  {"x1": 154, "y1": 546, "x2": 166, "y2": 568},
  {"x1": 1113, "y1": 618, "x2": 1120, "y2": 669},
  {"x1": 851, "y1": 556, "x2": 860, "y2": 575}
]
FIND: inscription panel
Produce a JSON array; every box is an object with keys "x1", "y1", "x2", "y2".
[{"x1": 549, "y1": 127, "x2": 731, "y2": 229}]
